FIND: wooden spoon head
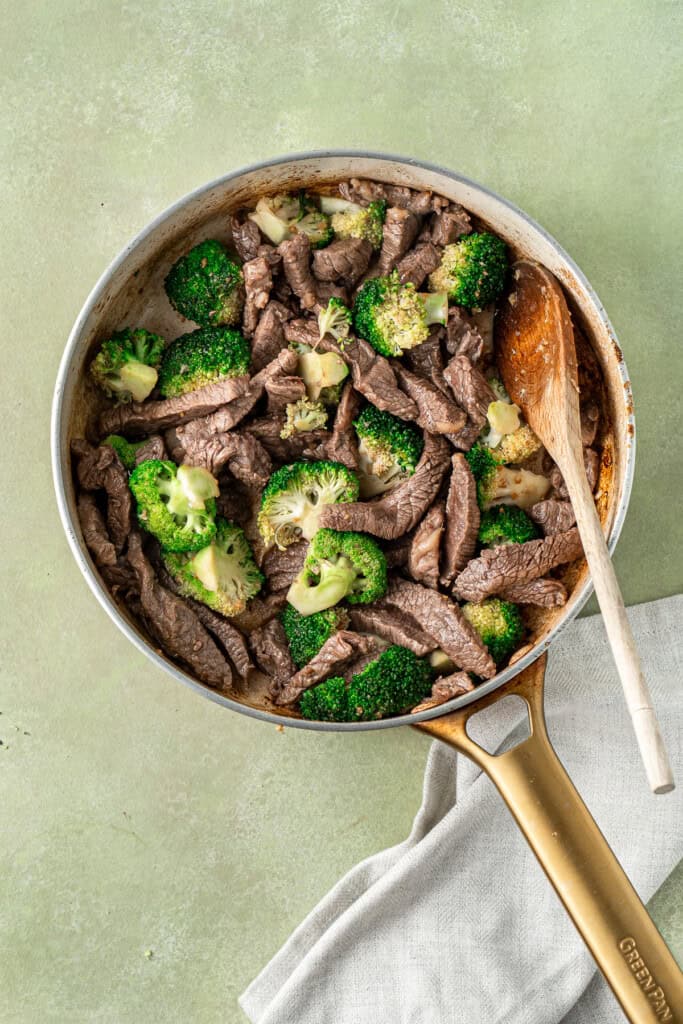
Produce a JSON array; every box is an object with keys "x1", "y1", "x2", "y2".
[{"x1": 496, "y1": 260, "x2": 580, "y2": 460}]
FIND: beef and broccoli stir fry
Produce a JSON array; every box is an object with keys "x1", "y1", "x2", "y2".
[{"x1": 71, "y1": 177, "x2": 604, "y2": 721}]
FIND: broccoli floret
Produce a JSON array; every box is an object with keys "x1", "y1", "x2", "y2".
[
  {"x1": 330, "y1": 199, "x2": 386, "y2": 250},
  {"x1": 353, "y1": 271, "x2": 447, "y2": 358},
  {"x1": 90, "y1": 328, "x2": 165, "y2": 403},
  {"x1": 164, "y1": 239, "x2": 244, "y2": 327},
  {"x1": 353, "y1": 405, "x2": 424, "y2": 497},
  {"x1": 465, "y1": 443, "x2": 550, "y2": 510},
  {"x1": 296, "y1": 338, "x2": 349, "y2": 402},
  {"x1": 258, "y1": 461, "x2": 359, "y2": 549},
  {"x1": 280, "y1": 603, "x2": 350, "y2": 668},
  {"x1": 428, "y1": 232, "x2": 507, "y2": 311},
  {"x1": 280, "y1": 398, "x2": 329, "y2": 439},
  {"x1": 299, "y1": 677, "x2": 353, "y2": 722},
  {"x1": 478, "y1": 505, "x2": 539, "y2": 547},
  {"x1": 461, "y1": 599, "x2": 524, "y2": 666},
  {"x1": 163, "y1": 518, "x2": 263, "y2": 617},
  {"x1": 248, "y1": 193, "x2": 332, "y2": 248},
  {"x1": 348, "y1": 646, "x2": 433, "y2": 720},
  {"x1": 318, "y1": 297, "x2": 352, "y2": 345},
  {"x1": 495, "y1": 425, "x2": 542, "y2": 464},
  {"x1": 287, "y1": 529, "x2": 387, "y2": 615},
  {"x1": 157, "y1": 326, "x2": 250, "y2": 398},
  {"x1": 102, "y1": 434, "x2": 146, "y2": 470},
  {"x1": 129, "y1": 459, "x2": 218, "y2": 552},
  {"x1": 482, "y1": 388, "x2": 542, "y2": 464}
]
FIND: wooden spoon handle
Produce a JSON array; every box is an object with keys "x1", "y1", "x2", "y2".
[{"x1": 562, "y1": 455, "x2": 675, "y2": 794}]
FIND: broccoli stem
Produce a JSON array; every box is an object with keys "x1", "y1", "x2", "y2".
[
  {"x1": 420, "y1": 291, "x2": 448, "y2": 326},
  {"x1": 287, "y1": 557, "x2": 357, "y2": 616},
  {"x1": 117, "y1": 361, "x2": 158, "y2": 402}
]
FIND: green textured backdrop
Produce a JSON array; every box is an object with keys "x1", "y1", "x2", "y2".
[{"x1": 1, "y1": 2, "x2": 681, "y2": 1021}]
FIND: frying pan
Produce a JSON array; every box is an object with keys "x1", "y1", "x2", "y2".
[{"x1": 51, "y1": 152, "x2": 682, "y2": 1021}]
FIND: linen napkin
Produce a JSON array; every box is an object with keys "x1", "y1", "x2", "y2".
[{"x1": 241, "y1": 595, "x2": 683, "y2": 1024}]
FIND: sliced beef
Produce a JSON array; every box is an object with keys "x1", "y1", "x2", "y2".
[
  {"x1": 100, "y1": 375, "x2": 251, "y2": 437},
  {"x1": 453, "y1": 528, "x2": 584, "y2": 603},
  {"x1": 319, "y1": 432, "x2": 450, "y2": 539},
  {"x1": 278, "y1": 232, "x2": 317, "y2": 310},
  {"x1": 441, "y1": 454, "x2": 480, "y2": 586},
  {"x1": 429, "y1": 206, "x2": 471, "y2": 246},
  {"x1": 251, "y1": 301, "x2": 292, "y2": 373},
  {"x1": 396, "y1": 242, "x2": 441, "y2": 289},
  {"x1": 445, "y1": 307, "x2": 485, "y2": 366},
  {"x1": 394, "y1": 364, "x2": 467, "y2": 434},
  {"x1": 383, "y1": 533, "x2": 413, "y2": 569},
  {"x1": 378, "y1": 578, "x2": 496, "y2": 679},
  {"x1": 249, "y1": 618, "x2": 297, "y2": 698},
  {"x1": 283, "y1": 317, "x2": 320, "y2": 348},
  {"x1": 260, "y1": 541, "x2": 307, "y2": 594},
  {"x1": 500, "y1": 578, "x2": 568, "y2": 607},
  {"x1": 276, "y1": 631, "x2": 378, "y2": 705},
  {"x1": 404, "y1": 328, "x2": 449, "y2": 393},
  {"x1": 581, "y1": 400, "x2": 601, "y2": 448},
  {"x1": 242, "y1": 256, "x2": 274, "y2": 337},
  {"x1": 325, "y1": 382, "x2": 360, "y2": 470},
  {"x1": 411, "y1": 672, "x2": 475, "y2": 712},
  {"x1": 134, "y1": 435, "x2": 167, "y2": 464},
  {"x1": 71, "y1": 440, "x2": 132, "y2": 553},
  {"x1": 127, "y1": 533, "x2": 233, "y2": 689},
  {"x1": 312, "y1": 237, "x2": 373, "y2": 285},
  {"x1": 77, "y1": 493, "x2": 117, "y2": 568},
  {"x1": 376, "y1": 208, "x2": 420, "y2": 275},
  {"x1": 244, "y1": 415, "x2": 330, "y2": 462},
  {"x1": 339, "y1": 179, "x2": 448, "y2": 215},
  {"x1": 317, "y1": 335, "x2": 419, "y2": 421},
  {"x1": 178, "y1": 429, "x2": 271, "y2": 489},
  {"x1": 265, "y1": 365, "x2": 306, "y2": 413},
  {"x1": 315, "y1": 280, "x2": 350, "y2": 308},
  {"x1": 230, "y1": 593, "x2": 288, "y2": 634},
  {"x1": 215, "y1": 479, "x2": 254, "y2": 526},
  {"x1": 348, "y1": 607, "x2": 437, "y2": 657},
  {"x1": 231, "y1": 215, "x2": 261, "y2": 262},
  {"x1": 551, "y1": 448, "x2": 600, "y2": 498},
  {"x1": 187, "y1": 601, "x2": 255, "y2": 680},
  {"x1": 529, "y1": 499, "x2": 576, "y2": 536},
  {"x1": 443, "y1": 354, "x2": 496, "y2": 450},
  {"x1": 407, "y1": 501, "x2": 445, "y2": 590}
]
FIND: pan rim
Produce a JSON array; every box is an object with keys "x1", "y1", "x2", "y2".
[{"x1": 51, "y1": 149, "x2": 635, "y2": 731}]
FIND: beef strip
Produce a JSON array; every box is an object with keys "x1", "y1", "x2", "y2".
[
  {"x1": 242, "y1": 256, "x2": 274, "y2": 337},
  {"x1": 231, "y1": 215, "x2": 261, "y2": 262},
  {"x1": 376, "y1": 207, "x2": 420, "y2": 275},
  {"x1": 315, "y1": 280, "x2": 350, "y2": 308},
  {"x1": 276, "y1": 631, "x2": 378, "y2": 705},
  {"x1": 529, "y1": 499, "x2": 576, "y2": 536},
  {"x1": 441, "y1": 454, "x2": 480, "y2": 586},
  {"x1": 71, "y1": 440, "x2": 132, "y2": 553},
  {"x1": 396, "y1": 242, "x2": 441, "y2": 289},
  {"x1": 394, "y1": 364, "x2": 467, "y2": 434},
  {"x1": 325, "y1": 382, "x2": 360, "y2": 470},
  {"x1": 230, "y1": 593, "x2": 287, "y2": 633},
  {"x1": 244, "y1": 416, "x2": 331, "y2": 462},
  {"x1": 551, "y1": 448, "x2": 600, "y2": 498},
  {"x1": 134, "y1": 435, "x2": 167, "y2": 464},
  {"x1": 100, "y1": 375, "x2": 251, "y2": 437},
  {"x1": 283, "y1": 317, "x2": 320, "y2": 348},
  {"x1": 581, "y1": 401, "x2": 601, "y2": 448},
  {"x1": 249, "y1": 618, "x2": 297, "y2": 698},
  {"x1": 404, "y1": 328, "x2": 449, "y2": 394},
  {"x1": 411, "y1": 671, "x2": 475, "y2": 712},
  {"x1": 445, "y1": 307, "x2": 485, "y2": 365},
  {"x1": 383, "y1": 533, "x2": 413, "y2": 569},
  {"x1": 215, "y1": 479, "x2": 254, "y2": 526},
  {"x1": 500, "y1": 578, "x2": 568, "y2": 607},
  {"x1": 319, "y1": 432, "x2": 450, "y2": 539},
  {"x1": 453, "y1": 528, "x2": 584, "y2": 603},
  {"x1": 443, "y1": 354, "x2": 496, "y2": 450},
  {"x1": 260, "y1": 541, "x2": 307, "y2": 594},
  {"x1": 265, "y1": 366, "x2": 306, "y2": 413},
  {"x1": 339, "y1": 179, "x2": 448, "y2": 215},
  {"x1": 77, "y1": 493, "x2": 117, "y2": 568},
  {"x1": 278, "y1": 232, "x2": 317, "y2": 310},
  {"x1": 185, "y1": 600, "x2": 255, "y2": 680},
  {"x1": 251, "y1": 301, "x2": 292, "y2": 373},
  {"x1": 348, "y1": 607, "x2": 437, "y2": 657},
  {"x1": 178, "y1": 429, "x2": 271, "y2": 489},
  {"x1": 317, "y1": 335, "x2": 419, "y2": 421},
  {"x1": 378, "y1": 578, "x2": 496, "y2": 679},
  {"x1": 127, "y1": 533, "x2": 233, "y2": 689},
  {"x1": 429, "y1": 206, "x2": 471, "y2": 245},
  {"x1": 407, "y1": 501, "x2": 445, "y2": 590},
  {"x1": 312, "y1": 237, "x2": 373, "y2": 285}
]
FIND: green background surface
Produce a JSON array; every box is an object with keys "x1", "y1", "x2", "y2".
[{"x1": 1, "y1": 2, "x2": 681, "y2": 1021}]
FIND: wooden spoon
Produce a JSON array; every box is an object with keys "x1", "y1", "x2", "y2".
[{"x1": 496, "y1": 260, "x2": 674, "y2": 794}]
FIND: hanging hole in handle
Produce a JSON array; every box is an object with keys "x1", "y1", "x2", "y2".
[{"x1": 464, "y1": 695, "x2": 532, "y2": 755}]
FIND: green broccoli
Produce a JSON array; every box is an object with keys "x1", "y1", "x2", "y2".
[
  {"x1": 317, "y1": 297, "x2": 352, "y2": 345},
  {"x1": 348, "y1": 646, "x2": 433, "y2": 720},
  {"x1": 461, "y1": 598, "x2": 524, "y2": 666},
  {"x1": 299, "y1": 677, "x2": 353, "y2": 722},
  {"x1": 428, "y1": 232, "x2": 507, "y2": 311},
  {"x1": 287, "y1": 529, "x2": 387, "y2": 616},
  {"x1": 248, "y1": 193, "x2": 332, "y2": 248},
  {"x1": 163, "y1": 518, "x2": 263, "y2": 617},
  {"x1": 128, "y1": 459, "x2": 218, "y2": 552},
  {"x1": 280, "y1": 603, "x2": 350, "y2": 668},
  {"x1": 280, "y1": 398, "x2": 329, "y2": 439},
  {"x1": 353, "y1": 404, "x2": 424, "y2": 497},
  {"x1": 329, "y1": 199, "x2": 387, "y2": 250},
  {"x1": 102, "y1": 434, "x2": 146, "y2": 470},
  {"x1": 258, "y1": 461, "x2": 359, "y2": 549},
  {"x1": 466, "y1": 442, "x2": 551, "y2": 510},
  {"x1": 157, "y1": 326, "x2": 250, "y2": 398},
  {"x1": 90, "y1": 328, "x2": 165, "y2": 403},
  {"x1": 164, "y1": 239, "x2": 244, "y2": 327},
  {"x1": 352, "y1": 270, "x2": 448, "y2": 358},
  {"x1": 495, "y1": 425, "x2": 542, "y2": 464},
  {"x1": 478, "y1": 505, "x2": 539, "y2": 547}
]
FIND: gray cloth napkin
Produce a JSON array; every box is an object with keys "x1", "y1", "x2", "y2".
[{"x1": 241, "y1": 596, "x2": 683, "y2": 1024}]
